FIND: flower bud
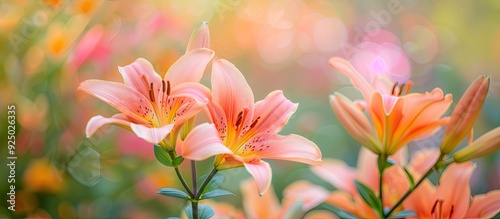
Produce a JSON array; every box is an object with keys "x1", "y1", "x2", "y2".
[
  {"x1": 454, "y1": 127, "x2": 500, "y2": 162},
  {"x1": 330, "y1": 93, "x2": 383, "y2": 154},
  {"x1": 186, "y1": 21, "x2": 210, "y2": 52},
  {"x1": 440, "y1": 76, "x2": 489, "y2": 154}
]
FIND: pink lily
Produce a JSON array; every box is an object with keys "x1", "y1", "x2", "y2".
[
  {"x1": 80, "y1": 21, "x2": 216, "y2": 149},
  {"x1": 79, "y1": 49, "x2": 213, "y2": 146},
  {"x1": 207, "y1": 58, "x2": 322, "y2": 195}
]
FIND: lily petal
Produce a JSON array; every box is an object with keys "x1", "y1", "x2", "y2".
[
  {"x1": 252, "y1": 90, "x2": 298, "y2": 134},
  {"x1": 400, "y1": 177, "x2": 435, "y2": 217},
  {"x1": 118, "y1": 58, "x2": 162, "y2": 98},
  {"x1": 396, "y1": 88, "x2": 452, "y2": 142},
  {"x1": 311, "y1": 159, "x2": 356, "y2": 195},
  {"x1": 244, "y1": 160, "x2": 272, "y2": 195},
  {"x1": 130, "y1": 123, "x2": 174, "y2": 144},
  {"x1": 331, "y1": 93, "x2": 382, "y2": 154},
  {"x1": 165, "y1": 48, "x2": 215, "y2": 85},
  {"x1": 186, "y1": 21, "x2": 210, "y2": 52},
  {"x1": 329, "y1": 57, "x2": 373, "y2": 100},
  {"x1": 239, "y1": 133, "x2": 322, "y2": 165},
  {"x1": 434, "y1": 162, "x2": 474, "y2": 219},
  {"x1": 241, "y1": 179, "x2": 281, "y2": 219},
  {"x1": 79, "y1": 79, "x2": 155, "y2": 124},
  {"x1": 282, "y1": 180, "x2": 330, "y2": 212},
  {"x1": 85, "y1": 114, "x2": 131, "y2": 138},
  {"x1": 211, "y1": 58, "x2": 254, "y2": 127},
  {"x1": 408, "y1": 148, "x2": 441, "y2": 176},
  {"x1": 466, "y1": 190, "x2": 500, "y2": 218},
  {"x1": 167, "y1": 82, "x2": 212, "y2": 126},
  {"x1": 176, "y1": 123, "x2": 232, "y2": 160},
  {"x1": 324, "y1": 191, "x2": 359, "y2": 216}
]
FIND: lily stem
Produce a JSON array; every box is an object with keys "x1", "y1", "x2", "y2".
[
  {"x1": 384, "y1": 153, "x2": 445, "y2": 217},
  {"x1": 377, "y1": 155, "x2": 387, "y2": 219},
  {"x1": 191, "y1": 161, "x2": 198, "y2": 219},
  {"x1": 169, "y1": 151, "x2": 194, "y2": 197},
  {"x1": 195, "y1": 168, "x2": 218, "y2": 200}
]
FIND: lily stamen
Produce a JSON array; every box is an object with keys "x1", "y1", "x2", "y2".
[
  {"x1": 250, "y1": 117, "x2": 260, "y2": 129},
  {"x1": 149, "y1": 83, "x2": 156, "y2": 102},
  {"x1": 166, "y1": 80, "x2": 171, "y2": 96},
  {"x1": 391, "y1": 82, "x2": 399, "y2": 95},
  {"x1": 235, "y1": 111, "x2": 243, "y2": 127}
]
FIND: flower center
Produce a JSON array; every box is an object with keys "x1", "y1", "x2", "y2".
[
  {"x1": 431, "y1": 198, "x2": 454, "y2": 219},
  {"x1": 391, "y1": 81, "x2": 413, "y2": 96}
]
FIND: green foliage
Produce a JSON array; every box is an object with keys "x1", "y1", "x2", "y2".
[
  {"x1": 157, "y1": 188, "x2": 190, "y2": 200},
  {"x1": 388, "y1": 210, "x2": 417, "y2": 218},
  {"x1": 354, "y1": 180, "x2": 382, "y2": 214},
  {"x1": 154, "y1": 145, "x2": 174, "y2": 167},
  {"x1": 200, "y1": 189, "x2": 235, "y2": 200},
  {"x1": 186, "y1": 205, "x2": 215, "y2": 219}
]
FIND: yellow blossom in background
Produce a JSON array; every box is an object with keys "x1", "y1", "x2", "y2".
[{"x1": 23, "y1": 158, "x2": 64, "y2": 193}]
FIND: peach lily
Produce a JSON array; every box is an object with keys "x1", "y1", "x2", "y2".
[
  {"x1": 240, "y1": 179, "x2": 330, "y2": 219},
  {"x1": 329, "y1": 57, "x2": 452, "y2": 155},
  {"x1": 311, "y1": 147, "x2": 409, "y2": 218},
  {"x1": 401, "y1": 161, "x2": 500, "y2": 219},
  {"x1": 207, "y1": 58, "x2": 322, "y2": 195}
]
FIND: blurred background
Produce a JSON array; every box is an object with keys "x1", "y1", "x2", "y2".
[{"x1": 1, "y1": 0, "x2": 499, "y2": 218}]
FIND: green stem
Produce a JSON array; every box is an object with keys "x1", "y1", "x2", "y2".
[
  {"x1": 169, "y1": 151, "x2": 194, "y2": 197},
  {"x1": 384, "y1": 153, "x2": 445, "y2": 217},
  {"x1": 378, "y1": 155, "x2": 387, "y2": 219},
  {"x1": 191, "y1": 161, "x2": 198, "y2": 219},
  {"x1": 195, "y1": 168, "x2": 218, "y2": 200},
  {"x1": 174, "y1": 167, "x2": 194, "y2": 197}
]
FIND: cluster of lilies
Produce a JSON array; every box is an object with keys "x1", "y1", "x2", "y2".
[{"x1": 79, "y1": 21, "x2": 500, "y2": 218}]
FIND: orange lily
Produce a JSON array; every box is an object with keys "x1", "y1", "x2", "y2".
[
  {"x1": 207, "y1": 58, "x2": 322, "y2": 195},
  {"x1": 401, "y1": 161, "x2": 500, "y2": 219},
  {"x1": 329, "y1": 57, "x2": 452, "y2": 155}
]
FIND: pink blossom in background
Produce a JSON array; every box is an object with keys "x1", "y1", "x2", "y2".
[{"x1": 350, "y1": 30, "x2": 411, "y2": 85}]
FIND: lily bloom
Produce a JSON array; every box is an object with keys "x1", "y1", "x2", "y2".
[
  {"x1": 311, "y1": 147, "x2": 408, "y2": 218},
  {"x1": 329, "y1": 57, "x2": 452, "y2": 155},
  {"x1": 207, "y1": 58, "x2": 322, "y2": 195},
  {"x1": 440, "y1": 76, "x2": 490, "y2": 154},
  {"x1": 401, "y1": 162, "x2": 500, "y2": 219},
  {"x1": 240, "y1": 179, "x2": 330, "y2": 219},
  {"x1": 79, "y1": 49, "x2": 214, "y2": 146}
]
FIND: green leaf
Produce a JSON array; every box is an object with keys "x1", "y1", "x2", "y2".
[
  {"x1": 154, "y1": 146, "x2": 173, "y2": 167},
  {"x1": 403, "y1": 167, "x2": 415, "y2": 188},
  {"x1": 167, "y1": 217, "x2": 181, "y2": 219},
  {"x1": 200, "y1": 189, "x2": 235, "y2": 200},
  {"x1": 389, "y1": 210, "x2": 417, "y2": 218},
  {"x1": 172, "y1": 157, "x2": 185, "y2": 167},
  {"x1": 354, "y1": 180, "x2": 382, "y2": 212},
  {"x1": 186, "y1": 205, "x2": 215, "y2": 219},
  {"x1": 197, "y1": 173, "x2": 224, "y2": 193},
  {"x1": 157, "y1": 188, "x2": 190, "y2": 200}
]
